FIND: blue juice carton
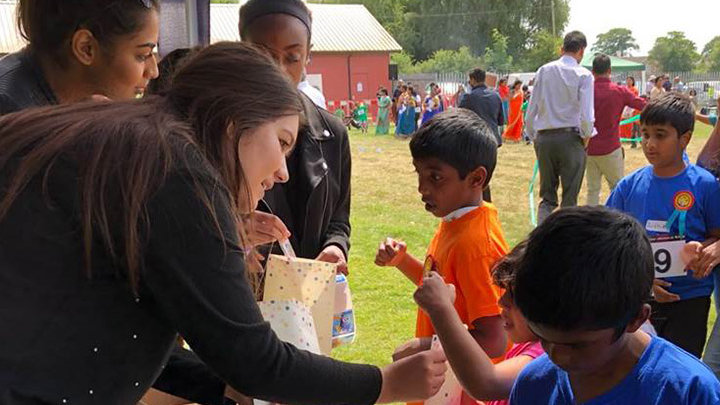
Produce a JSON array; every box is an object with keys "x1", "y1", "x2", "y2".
[{"x1": 332, "y1": 274, "x2": 356, "y2": 347}]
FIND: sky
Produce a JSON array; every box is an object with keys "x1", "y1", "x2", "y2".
[{"x1": 567, "y1": 0, "x2": 720, "y2": 55}]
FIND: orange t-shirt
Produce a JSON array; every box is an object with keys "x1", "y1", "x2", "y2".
[
  {"x1": 410, "y1": 205, "x2": 509, "y2": 405},
  {"x1": 415, "y1": 204, "x2": 509, "y2": 338}
]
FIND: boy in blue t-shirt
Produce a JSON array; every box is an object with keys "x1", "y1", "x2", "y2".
[
  {"x1": 606, "y1": 93, "x2": 720, "y2": 358},
  {"x1": 510, "y1": 207, "x2": 720, "y2": 404}
]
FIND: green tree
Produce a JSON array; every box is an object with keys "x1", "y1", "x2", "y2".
[
  {"x1": 699, "y1": 36, "x2": 720, "y2": 72},
  {"x1": 391, "y1": 47, "x2": 485, "y2": 74},
  {"x1": 415, "y1": 46, "x2": 483, "y2": 73},
  {"x1": 484, "y1": 29, "x2": 513, "y2": 72},
  {"x1": 406, "y1": 0, "x2": 569, "y2": 62},
  {"x1": 520, "y1": 30, "x2": 562, "y2": 71},
  {"x1": 390, "y1": 51, "x2": 418, "y2": 74},
  {"x1": 320, "y1": 0, "x2": 569, "y2": 68},
  {"x1": 592, "y1": 28, "x2": 639, "y2": 56},
  {"x1": 648, "y1": 31, "x2": 700, "y2": 72}
]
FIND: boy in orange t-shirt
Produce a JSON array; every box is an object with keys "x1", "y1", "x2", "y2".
[{"x1": 375, "y1": 109, "x2": 509, "y2": 400}]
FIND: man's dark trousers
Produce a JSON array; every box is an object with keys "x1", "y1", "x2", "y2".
[{"x1": 534, "y1": 128, "x2": 587, "y2": 223}]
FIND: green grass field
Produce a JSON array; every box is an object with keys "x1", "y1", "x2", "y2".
[{"x1": 332, "y1": 122, "x2": 718, "y2": 367}]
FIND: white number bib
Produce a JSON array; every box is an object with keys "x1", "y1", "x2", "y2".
[{"x1": 650, "y1": 235, "x2": 687, "y2": 278}]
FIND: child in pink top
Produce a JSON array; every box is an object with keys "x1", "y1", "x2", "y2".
[
  {"x1": 485, "y1": 341, "x2": 544, "y2": 405},
  {"x1": 414, "y1": 241, "x2": 544, "y2": 405}
]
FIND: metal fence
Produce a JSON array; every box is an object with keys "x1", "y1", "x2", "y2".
[
  {"x1": 398, "y1": 72, "x2": 511, "y2": 98},
  {"x1": 397, "y1": 73, "x2": 466, "y2": 98},
  {"x1": 401, "y1": 70, "x2": 720, "y2": 110}
]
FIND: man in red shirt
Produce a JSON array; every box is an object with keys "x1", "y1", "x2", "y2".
[{"x1": 586, "y1": 54, "x2": 646, "y2": 205}]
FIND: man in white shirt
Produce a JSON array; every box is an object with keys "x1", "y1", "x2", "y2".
[{"x1": 525, "y1": 31, "x2": 595, "y2": 223}]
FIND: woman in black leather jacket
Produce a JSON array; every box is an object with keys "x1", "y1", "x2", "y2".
[{"x1": 0, "y1": 0, "x2": 159, "y2": 115}]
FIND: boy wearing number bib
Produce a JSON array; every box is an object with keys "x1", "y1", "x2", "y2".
[{"x1": 606, "y1": 93, "x2": 720, "y2": 358}]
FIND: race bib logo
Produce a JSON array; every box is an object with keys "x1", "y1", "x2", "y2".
[{"x1": 673, "y1": 191, "x2": 694, "y2": 211}]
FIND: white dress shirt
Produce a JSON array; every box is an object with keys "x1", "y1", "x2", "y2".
[
  {"x1": 298, "y1": 80, "x2": 327, "y2": 110},
  {"x1": 525, "y1": 55, "x2": 595, "y2": 139},
  {"x1": 442, "y1": 206, "x2": 479, "y2": 222}
]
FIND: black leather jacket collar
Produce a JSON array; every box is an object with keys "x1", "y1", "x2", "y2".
[{"x1": 0, "y1": 48, "x2": 58, "y2": 115}]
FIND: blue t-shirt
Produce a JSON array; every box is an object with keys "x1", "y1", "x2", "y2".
[
  {"x1": 606, "y1": 164, "x2": 720, "y2": 299},
  {"x1": 509, "y1": 336, "x2": 720, "y2": 404}
]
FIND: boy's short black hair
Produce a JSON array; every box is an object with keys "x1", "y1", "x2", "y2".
[
  {"x1": 592, "y1": 54, "x2": 611, "y2": 75},
  {"x1": 410, "y1": 109, "x2": 498, "y2": 185},
  {"x1": 514, "y1": 206, "x2": 653, "y2": 331},
  {"x1": 492, "y1": 240, "x2": 527, "y2": 292},
  {"x1": 563, "y1": 31, "x2": 587, "y2": 53},
  {"x1": 469, "y1": 68, "x2": 486, "y2": 84},
  {"x1": 640, "y1": 92, "x2": 695, "y2": 136}
]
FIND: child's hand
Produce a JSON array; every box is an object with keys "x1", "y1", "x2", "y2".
[
  {"x1": 378, "y1": 349, "x2": 447, "y2": 403},
  {"x1": 375, "y1": 237, "x2": 408, "y2": 267},
  {"x1": 653, "y1": 279, "x2": 680, "y2": 303},
  {"x1": 681, "y1": 241, "x2": 703, "y2": 278},
  {"x1": 414, "y1": 272, "x2": 456, "y2": 317},
  {"x1": 695, "y1": 240, "x2": 720, "y2": 279},
  {"x1": 392, "y1": 337, "x2": 432, "y2": 362},
  {"x1": 681, "y1": 241, "x2": 702, "y2": 266}
]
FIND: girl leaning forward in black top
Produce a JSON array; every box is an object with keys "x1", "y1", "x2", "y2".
[{"x1": 0, "y1": 42, "x2": 446, "y2": 404}]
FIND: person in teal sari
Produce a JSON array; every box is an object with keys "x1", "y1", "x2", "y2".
[
  {"x1": 376, "y1": 88, "x2": 391, "y2": 134},
  {"x1": 397, "y1": 91, "x2": 417, "y2": 137}
]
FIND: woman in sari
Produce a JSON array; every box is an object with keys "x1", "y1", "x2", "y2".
[
  {"x1": 502, "y1": 80, "x2": 524, "y2": 142},
  {"x1": 420, "y1": 92, "x2": 439, "y2": 126},
  {"x1": 397, "y1": 91, "x2": 417, "y2": 137},
  {"x1": 620, "y1": 76, "x2": 640, "y2": 145},
  {"x1": 498, "y1": 78, "x2": 510, "y2": 125},
  {"x1": 376, "y1": 88, "x2": 391, "y2": 134}
]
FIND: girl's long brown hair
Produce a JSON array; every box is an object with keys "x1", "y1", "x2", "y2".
[{"x1": 0, "y1": 42, "x2": 303, "y2": 292}]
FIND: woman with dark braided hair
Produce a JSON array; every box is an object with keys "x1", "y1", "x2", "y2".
[{"x1": 0, "y1": 0, "x2": 160, "y2": 114}]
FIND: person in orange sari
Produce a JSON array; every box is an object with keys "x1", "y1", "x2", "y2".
[
  {"x1": 620, "y1": 76, "x2": 640, "y2": 141},
  {"x1": 503, "y1": 80, "x2": 524, "y2": 142}
]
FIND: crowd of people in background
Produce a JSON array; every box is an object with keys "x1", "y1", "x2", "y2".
[{"x1": 364, "y1": 64, "x2": 716, "y2": 148}]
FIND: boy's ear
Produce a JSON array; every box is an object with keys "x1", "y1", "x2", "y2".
[
  {"x1": 625, "y1": 303, "x2": 651, "y2": 333},
  {"x1": 680, "y1": 130, "x2": 693, "y2": 149},
  {"x1": 467, "y1": 166, "x2": 488, "y2": 190}
]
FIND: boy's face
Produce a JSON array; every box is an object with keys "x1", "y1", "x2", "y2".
[
  {"x1": 527, "y1": 322, "x2": 626, "y2": 375},
  {"x1": 413, "y1": 157, "x2": 485, "y2": 218},
  {"x1": 641, "y1": 123, "x2": 691, "y2": 169}
]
